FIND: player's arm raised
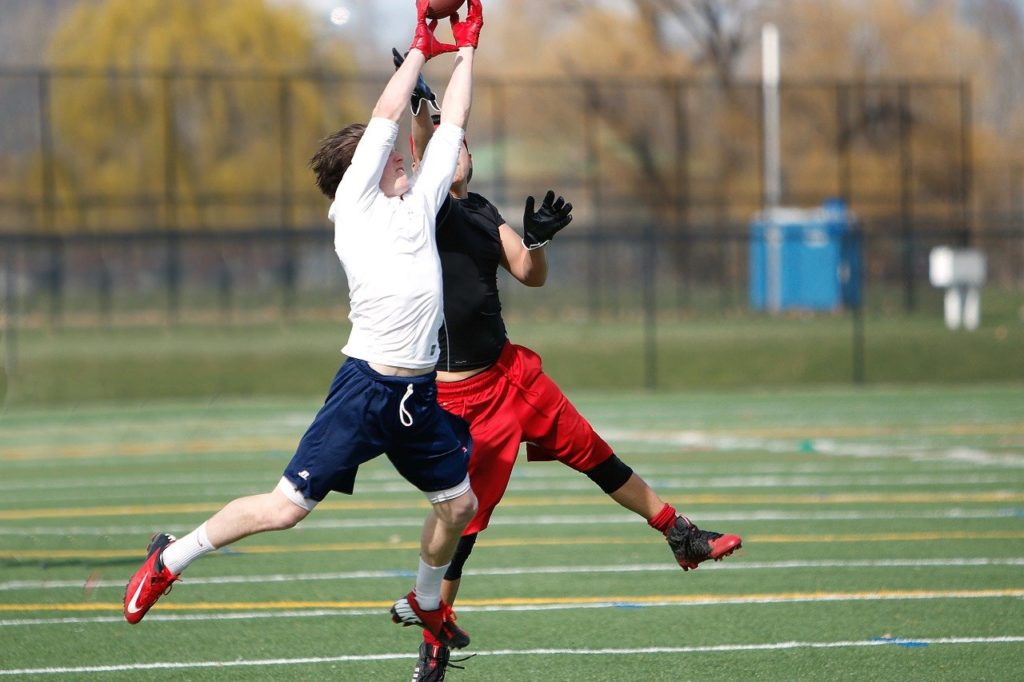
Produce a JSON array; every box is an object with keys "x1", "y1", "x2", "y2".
[
  {"x1": 500, "y1": 191, "x2": 574, "y2": 287},
  {"x1": 439, "y1": 0, "x2": 482, "y2": 132},
  {"x1": 391, "y1": 47, "x2": 439, "y2": 164},
  {"x1": 411, "y1": 104, "x2": 436, "y2": 164},
  {"x1": 373, "y1": 1, "x2": 455, "y2": 123},
  {"x1": 416, "y1": 0, "x2": 482, "y2": 211}
]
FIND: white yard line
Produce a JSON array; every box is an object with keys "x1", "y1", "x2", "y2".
[
  {"x1": 0, "y1": 461, "x2": 976, "y2": 492},
  {"x1": 3, "y1": 557, "x2": 1023, "y2": 593},
  {"x1": 2, "y1": 507, "x2": 1018, "y2": 537},
  {"x1": 600, "y1": 428, "x2": 1024, "y2": 468},
  {"x1": 1, "y1": 473, "x2": 1019, "y2": 506},
  {"x1": 2, "y1": 636, "x2": 1023, "y2": 675}
]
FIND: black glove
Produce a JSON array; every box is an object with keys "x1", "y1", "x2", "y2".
[
  {"x1": 523, "y1": 190, "x2": 573, "y2": 250},
  {"x1": 392, "y1": 47, "x2": 439, "y2": 116}
]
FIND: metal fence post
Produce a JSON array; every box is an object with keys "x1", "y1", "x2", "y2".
[
  {"x1": 166, "y1": 232, "x2": 180, "y2": 323},
  {"x1": 959, "y1": 79, "x2": 973, "y2": 247},
  {"x1": 582, "y1": 79, "x2": 602, "y2": 320},
  {"x1": 849, "y1": 226, "x2": 865, "y2": 384},
  {"x1": 49, "y1": 235, "x2": 64, "y2": 326},
  {"x1": 836, "y1": 82, "x2": 852, "y2": 204},
  {"x1": 162, "y1": 73, "x2": 181, "y2": 324},
  {"x1": 897, "y1": 82, "x2": 915, "y2": 313},
  {"x1": 98, "y1": 253, "x2": 113, "y2": 327},
  {"x1": 3, "y1": 240, "x2": 17, "y2": 386},
  {"x1": 38, "y1": 71, "x2": 56, "y2": 234},
  {"x1": 643, "y1": 223, "x2": 657, "y2": 390},
  {"x1": 218, "y1": 242, "x2": 233, "y2": 323},
  {"x1": 279, "y1": 76, "x2": 297, "y2": 317},
  {"x1": 673, "y1": 80, "x2": 692, "y2": 310}
]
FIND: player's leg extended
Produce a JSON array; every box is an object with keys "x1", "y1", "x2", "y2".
[
  {"x1": 415, "y1": 457, "x2": 491, "y2": 674},
  {"x1": 123, "y1": 484, "x2": 309, "y2": 624},
  {"x1": 515, "y1": 346, "x2": 743, "y2": 570},
  {"x1": 588, "y1": 456, "x2": 742, "y2": 570},
  {"x1": 388, "y1": 383, "x2": 480, "y2": 650},
  {"x1": 409, "y1": 355, "x2": 523, "y2": 671},
  {"x1": 589, "y1": 464, "x2": 739, "y2": 566},
  {"x1": 392, "y1": 486, "x2": 477, "y2": 649},
  {"x1": 414, "y1": 532, "x2": 478, "y2": 680}
]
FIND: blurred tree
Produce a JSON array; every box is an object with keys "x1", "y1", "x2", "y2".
[
  {"x1": 773, "y1": 0, "x2": 1012, "y2": 221},
  {"x1": 497, "y1": 0, "x2": 769, "y2": 233},
  {"x1": 40, "y1": 0, "x2": 360, "y2": 232},
  {"x1": 489, "y1": 0, "x2": 1015, "y2": 226},
  {"x1": 0, "y1": 0, "x2": 79, "y2": 66},
  {"x1": 553, "y1": 0, "x2": 768, "y2": 86}
]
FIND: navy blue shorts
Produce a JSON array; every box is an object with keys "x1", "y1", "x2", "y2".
[{"x1": 282, "y1": 358, "x2": 471, "y2": 501}]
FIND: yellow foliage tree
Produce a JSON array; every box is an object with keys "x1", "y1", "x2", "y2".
[{"x1": 42, "y1": 0, "x2": 360, "y2": 232}]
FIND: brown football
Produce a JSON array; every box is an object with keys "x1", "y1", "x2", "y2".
[{"x1": 427, "y1": 0, "x2": 467, "y2": 20}]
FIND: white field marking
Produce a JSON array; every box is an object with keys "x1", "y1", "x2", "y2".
[
  {"x1": 2, "y1": 637, "x2": 1024, "y2": 675},
  {"x1": 4, "y1": 557, "x2": 1023, "y2": 594},
  {"x1": 2, "y1": 472, "x2": 1018, "y2": 506},
  {"x1": 500, "y1": 473, "x2": 1017, "y2": 491},
  {"x1": 0, "y1": 468, "x2": 410, "y2": 492},
  {"x1": 7, "y1": 422, "x2": 1021, "y2": 470},
  {"x1": 3, "y1": 588, "x2": 1023, "y2": 628},
  {"x1": 599, "y1": 428, "x2": 1024, "y2": 468},
  {"x1": 0, "y1": 459, "x2": 984, "y2": 490},
  {"x1": 810, "y1": 440, "x2": 1024, "y2": 468},
  {"x1": 3, "y1": 507, "x2": 1020, "y2": 537}
]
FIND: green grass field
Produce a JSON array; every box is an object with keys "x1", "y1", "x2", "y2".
[
  {"x1": 3, "y1": 310, "x2": 1024, "y2": 406},
  {"x1": 1, "y1": 386, "x2": 1022, "y2": 680}
]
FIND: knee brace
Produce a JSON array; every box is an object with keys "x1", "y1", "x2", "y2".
[
  {"x1": 585, "y1": 454, "x2": 634, "y2": 494},
  {"x1": 443, "y1": 533, "x2": 478, "y2": 581}
]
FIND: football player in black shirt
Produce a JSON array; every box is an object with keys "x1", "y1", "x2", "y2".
[{"x1": 397, "y1": 50, "x2": 742, "y2": 680}]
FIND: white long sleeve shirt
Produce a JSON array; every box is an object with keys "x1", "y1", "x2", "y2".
[{"x1": 330, "y1": 117, "x2": 464, "y2": 369}]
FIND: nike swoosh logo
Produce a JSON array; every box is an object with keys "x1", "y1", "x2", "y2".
[{"x1": 126, "y1": 574, "x2": 148, "y2": 614}]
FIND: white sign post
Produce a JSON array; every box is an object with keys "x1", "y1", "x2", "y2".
[
  {"x1": 928, "y1": 247, "x2": 987, "y2": 330},
  {"x1": 762, "y1": 24, "x2": 781, "y2": 313}
]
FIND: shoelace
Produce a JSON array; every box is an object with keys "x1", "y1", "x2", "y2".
[
  {"x1": 399, "y1": 383, "x2": 415, "y2": 427},
  {"x1": 152, "y1": 548, "x2": 179, "y2": 596},
  {"x1": 446, "y1": 653, "x2": 476, "y2": 670},
  {"x1": 149, "y1": 573, "x2": 177, "y2": 597}
]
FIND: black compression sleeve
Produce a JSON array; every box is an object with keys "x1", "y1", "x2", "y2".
[
  {"x1": 443, "y1": 533, "x2": 478, "y2": 581},
  {"x1": 585, "y1": 454, "x2": 634, "y2": 494}
]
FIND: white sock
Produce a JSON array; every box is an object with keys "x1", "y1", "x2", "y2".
[
  {"x1": 161, "y1": 522, "x2": 217, "y2": 575},
  {"x1": 414, "y1": 557, "x2": 449, "y2": 611}
]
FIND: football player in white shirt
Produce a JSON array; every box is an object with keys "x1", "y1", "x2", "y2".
[{"x1": 123, "y1": 0, "x2": 484, "y2": 651}]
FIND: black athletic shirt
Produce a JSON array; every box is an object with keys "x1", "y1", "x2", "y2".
[{"x1": 435, "y1": 192, "x2": 509, "y2": 371}]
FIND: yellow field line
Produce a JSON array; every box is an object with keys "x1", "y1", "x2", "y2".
[
  {"x1": 639, "y1": 424, "x2": 1024, "y2": 439},
  {"x1": 3, "y1": 421, "x2": 1023, "y2": 461},
  {"x1": 3, "y1": 588, "x2": 1023, "y2": 613},
  {"x1": 2, "y1": 530, "x2": 1023, "y2": 560},
  {"x1": 2, "y1": 491, "x2": 1022, "y2": 521},
  {"x1": 0, "y1": 437, "x2": 297, "y2": 462}
]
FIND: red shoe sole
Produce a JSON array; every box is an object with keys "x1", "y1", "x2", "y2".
[{"x1": 678, "y1": 534, "x2": 743, "y2": 571}]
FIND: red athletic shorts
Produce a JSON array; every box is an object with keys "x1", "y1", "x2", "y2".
[{"x1": 436, "y1": 342, "x2": 613, "y2": 535}]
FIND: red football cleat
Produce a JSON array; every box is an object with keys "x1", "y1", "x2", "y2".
[
  {"x1": 391, "y1": 591, "x2": 470, "y2": 649},
  {"x1": 123, "y1": 533, "x2": 178, "y2": 624},
  {"x1": 666, "y1": 516, "x2": 742, "y2": 571}
]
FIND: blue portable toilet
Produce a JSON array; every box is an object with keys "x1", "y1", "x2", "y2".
[{"x1": 749, "y1": 199, "x2": 861, "y2": 312}]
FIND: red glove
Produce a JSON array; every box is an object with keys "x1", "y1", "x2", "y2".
[
  {"x1": 450, "y1": 0, "x2": 484, "y2": 49},
  {"x1": 410, "y1": 0, "x2": 457, "y2": 60}
]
